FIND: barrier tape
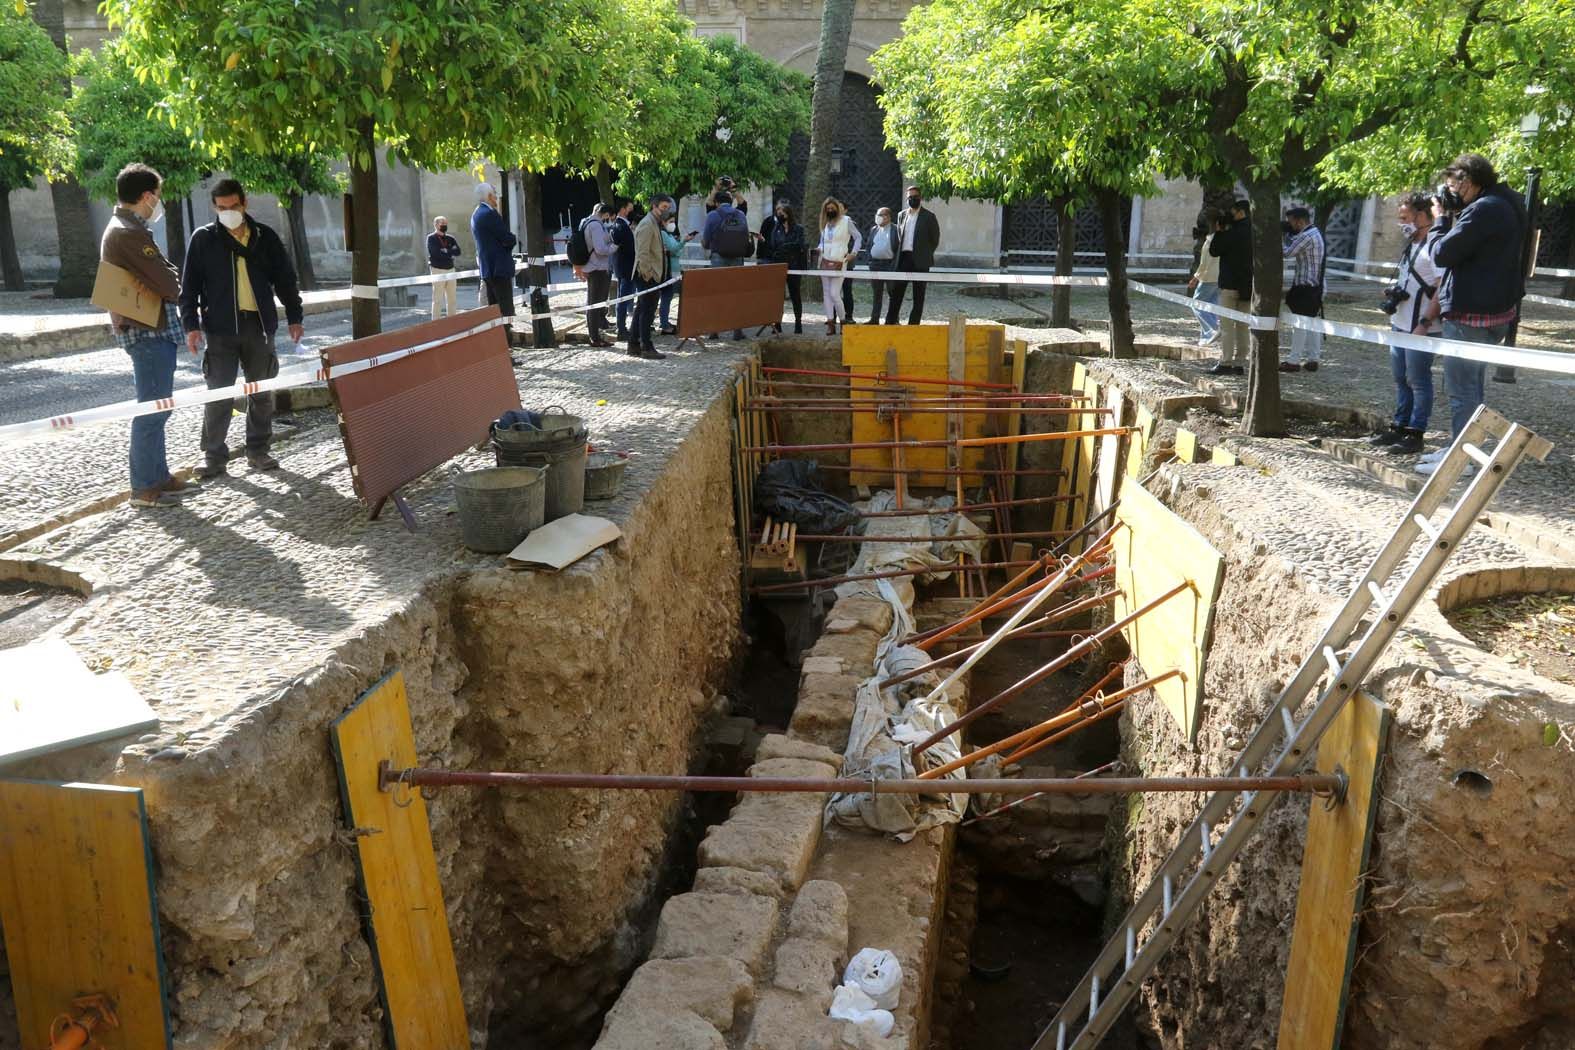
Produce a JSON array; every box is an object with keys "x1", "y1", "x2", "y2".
[
  {"x1": 786, "y1": 267, "x2": 1110, "y2": 287},
  {"x1": 1128, "y1": 279, "x2": 1280, "y2": 330},
  {"x1": 1538, "y1": 266, "x2": 1575, "y2": 279}
]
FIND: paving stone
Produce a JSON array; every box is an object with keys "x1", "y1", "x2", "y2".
[
  {"x1": 771, "y1": 936, "x2": 842, "y2": 1005},
  {"x1": 650, "y1": 891, "x2": 779, "y2": 975},
  {"x1": 824, "y1": 595, "x2": 895, "y2": 636},
  {"x1": 594, "y1": 1007, "x2": 726, "y2": 1050},
  {"x1": 789, "y1": 682, "x2": 859, "y2": 752}
]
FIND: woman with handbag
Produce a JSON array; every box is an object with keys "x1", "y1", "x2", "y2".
[{"x1": 815, "y1": 198, "x2": 854, "y2": 334}]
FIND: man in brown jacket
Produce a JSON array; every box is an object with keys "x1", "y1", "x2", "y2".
[
  {"x1": 101, "y1": 163, "x2": 189, "y2": 509},
  {"x1": 627, "y1": 194, "x2": 673, "y2": 360}
]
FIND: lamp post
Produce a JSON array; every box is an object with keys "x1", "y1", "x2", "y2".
[{"x1": 1498, "y1": 107, "x2": 1543, "y2": 382}]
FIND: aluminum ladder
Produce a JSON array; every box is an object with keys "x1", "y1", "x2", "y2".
[{"x1": 1033, "y1": 406, "x2": 1551, "y2": 1050}]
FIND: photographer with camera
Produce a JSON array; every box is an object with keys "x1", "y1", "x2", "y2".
[
  {"x1": 1370, "y1": 192, "x2": 1442, "y2": 456},
  {"x1": 1279, "y1": 207, "x2": 1326, "y2": 373},
  {"x1": 1421, "y1": 153, "x2": 1527, "y2": 474}
]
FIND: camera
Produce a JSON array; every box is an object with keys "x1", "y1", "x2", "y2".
[
  {"x1": 1281, "y1": 220, "x2": 1294, "y2": 236},
  {"x1": 1435, "y1": 183, "x2": 1465, "y2": 213},
  {"x1": 1380, "y1": 284, "x2": 1410, "y2": 315}
]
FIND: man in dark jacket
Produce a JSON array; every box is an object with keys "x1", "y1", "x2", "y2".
[
  {"x1": 180, "y1": 178, "x2": 303, "y2": 477},
  {"x1": 1208, "y1": 200, "x2": 1253, "y2": 375},
  {"x1": 426, "y1": 216, "x2": 462, "y2": 319},
  {"x1": 1424, "y1": 153, "x2": 1526, "y2": 462},
  {"x1": 610, "y1": 197, "x2": 637, "y2": 339},
  {"x1": 471, "y1": 182, "x2": 517, "y2": 320},
  {"x1": 885, "y1": 186, "x2": 942, "y2": 324}
]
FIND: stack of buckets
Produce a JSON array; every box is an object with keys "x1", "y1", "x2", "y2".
[{"x1": 453, "y1": 412, "x2": 587, "y2": 554}]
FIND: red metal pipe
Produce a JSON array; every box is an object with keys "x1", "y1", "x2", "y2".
[
  {"x1": 744, "y1": 428, "x2": 1126, "y2": 454},
  {"x1": 909, "y1": 580, "x2": 1192, "y2": 756},
  {"x1": 756, "y1": 392, "x2": 1086, "y2": 404},
  {"x1": 762, "y1": 529, "x2": 1074, "y2": 544},
  {"x1": 963, "y1": 760, "x2": 1122, "y2": 825},
  {"x1": 379, "y1": 766, "x2": 1345, "y2": 797},
  {"x1": 1003, "y1": 670, "x2": 1185, "y2": 766},
  {"x1": 903, "y1": 564, "x2": 1113, "y2": 648},
  {"x1": 891, "y1": 590, "x2": 1120, "y2": 681},
  {"x1": 807, "y1": 462, "x2": 1068, "y2": 479},
  {"x1": 749, "y1": 559, "x2": 1044, "y2": 595},
  {"x1": 927, "y1": 629, "x2": 1085, "y2": 645},
  {"x1": 747, "y1": 404, "x2": 1113, "y2": 416},
  {"x1": 856, "y1": 495, "x2": 1075, "y2": 518},
  {"x1": 760, "y1": 365, "x2": 1015, "y2": 391}
]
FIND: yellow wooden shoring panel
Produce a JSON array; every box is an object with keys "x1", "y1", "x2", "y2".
[
  {"x1": 1112, "y1": 483, "x2": 1225, "y2": 740},
  {"x1": 1054, "y1": 361, "x2": 1090, "y2": 533},
  {"x1": 1212, "y1": 446, "x2": 1240, "y2": 467},
  {"x1": 1095, "y1": 384, "x2": 1125, "y2": 515},
  {"x1": 330, "y1": 672, "x2": 469, "y2": 1049},
  {"x1": 0, "y1": 780, "x2": 171, "y2": 1050},
  {"x1": 842, "y1": 323, "x2": 1005, "y2": 488},
  {"x1": 1072, "y1": 372, "x2": 1099, "y2": 551},
  {"x1": 1126, "y1": 405, "x2": 1156, "y2": 479},
  {"x1": 1007, "y1": 338, "x2": 1028, "y2": 487},
  {"x1": 1278, "y1": 693, "x2": 1391, "y2": 1050},
  {"x1": 1174, "y1": 427, "x2": 1200, "y2": 463}
]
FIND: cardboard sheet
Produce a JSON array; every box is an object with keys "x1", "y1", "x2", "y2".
[
  {"x1": 506, "y1": 513, "x2": 621, "y2": 570},
  {"x1": 91, "y1": 260, "x2": 164, "y2": 327},
  {"x1": 0, "y1": 638, "x2": 157, "y2": 767}
]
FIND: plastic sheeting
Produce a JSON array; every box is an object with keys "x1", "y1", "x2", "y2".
[{"x1": 753, "y1": 459, "x2": 860, "y2": 535}]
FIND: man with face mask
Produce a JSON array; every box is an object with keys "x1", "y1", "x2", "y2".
[
  {"x1": 426, "y1": 216, "x2": 462, "y2": 319},
  {"x1": 1423, "y1": 153, "x2": 1527, "y2": 470},
  {"x1": 100, "y1": 163, "x2": 186, "y2": 508},
  {"x1": 180, "y1": 178, "x2": 304, "y2": 478},
  {"x1": 885, "y1": 185, "x2": 941, "y2": 325},
  {"x1": 866, "y1": 207, "x2": 898, "y2": 324},
  {"x1": 628, "y1": 194, "x2": 674, "y2": 360},
  {"x1": 1370, "y1": 192, "x2": 1442, "y2": 456}
]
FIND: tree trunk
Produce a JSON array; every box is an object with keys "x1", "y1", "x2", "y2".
[
  {"x1": 519, "y1": 170, "x2": 556, "y2": 349},
  {"x1": 1099, "y1": 188, "x2": 1134, "y2": 358},
  {"x1": 1240, "y1": 179, "x2": 1286, "y2": 437},
  {"x1": 165, "y1": 195, "x2": 186, "y2": 273},
  {"x1": 284, "y1": 193, "x2": 318, "y2": 290},
  {"x1": 349, "y1": 119, "x2": 382, "y2": 338},
  {"x1": 1052, "y1": 194, "x2": 1074, "y2": 327},
  {"x1": 1562, "y1": 233, "x2": 1575, "y2": 301},
  {"x1": 0, "y1": 191, "x2": 24, "y2": 292},
  {"x1": 803, "y1": 0, "x2": 856, "y2": 222},
  {"x1": 594, "y1": 161, "x2": 616, "y2": 207},
  {"x1": 33, "y1": 0, "x2": 98, "y2": 299}
]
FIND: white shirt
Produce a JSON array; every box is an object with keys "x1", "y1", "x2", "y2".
[
  {"x1": 901, "y1": 207, "x2": 920, "y2": 251},
  {"x1": 820, "y1": 216, "x2": 853, "y2": 263},
  {"x1": 1393, "y1": 232, "x2": 1442, "y2": 335},
  {"x1": 1193, "y1": 234, "x2": 1220, "y2": 283}
]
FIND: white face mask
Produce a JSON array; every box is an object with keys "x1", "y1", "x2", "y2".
[
  {"x1": 665, "y1": 221, "x2": 677, "y2": 233},
  {"x1": 148, "y1": 199, "x2": 165, "y2": 224},
  {"x1": 877, "y1": 216, "x2": 889, "y2": 226},
  {"x1": 1398, "y1": 222, "x2": 1417, "y2": 238},
  {"x1": 217, "y1": 209, "x2": 245, "y2": 230}
]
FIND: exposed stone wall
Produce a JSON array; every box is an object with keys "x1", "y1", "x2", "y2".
[{"x1": 0, "y1": 396, "x2": 742, "y2": 1050}]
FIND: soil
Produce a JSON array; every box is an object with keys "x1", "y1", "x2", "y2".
[
  {"x1": 1444, "y1": 590, "x2": 1575, "y2": 686},
  {"x1": 0, "y1": 579, "x2": 84, "y2": 649}
]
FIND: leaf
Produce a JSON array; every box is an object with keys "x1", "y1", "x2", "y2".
[
  {"x1": 380, "y1": 65, "x2": 392, "y2": 92},
  {"x1": 225, "y1": 51, "x2": 240, "y2": 71},
  {"x1": 1544, "y1": 723, "x2": 1560, "y2": 747}
]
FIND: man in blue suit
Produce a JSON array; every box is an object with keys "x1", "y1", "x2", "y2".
[{"x1": 470, "y1": 182, "x2": 516, "y2": 322}]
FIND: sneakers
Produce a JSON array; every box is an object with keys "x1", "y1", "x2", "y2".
[
  {"x1": 1389, "y1": 428, "x2": 1425, "y2": 455},
  {"x1": 130, "y1": 487, "x2": 179, "y2": 509},
  {"x1": 246, "y1": 452, "x2": 280, "y2": 471},
  {"x1": 1418, "y1": 447, "x2": 1447, "y2": 465},
  {"x1": 1278, "y1": 362, "x2": 1302, "y2": 373},
  {"x1": 1304, "y1": 362, "x2": 1319, "y2": 373},
  {"x1": 1368, "y1": 425, "x2": 1403, "y2": 447},
  {"x1": 161, "y1": 475, "x2": 200, "y2": 493},
  {"x1": 1416, "y1": 458, "x2": 1476, "y2": 478}
]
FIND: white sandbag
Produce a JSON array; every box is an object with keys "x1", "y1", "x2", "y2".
[
  {"x1": 828, "y1": 983, "x2": 895, "y2": 1037},
  {"x1": 843, "y1": 948, "x2": 903, "y2": 1009}
]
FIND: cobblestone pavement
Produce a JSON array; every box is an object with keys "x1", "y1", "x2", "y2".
[
  {"x1": 6, "y1": 336, "x2": 752, "y2": 739},
  {"x1": 0, "y1": 306, "x2": 431, "y2": 541}
]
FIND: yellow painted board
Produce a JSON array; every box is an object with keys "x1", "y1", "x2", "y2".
[
  {"x1": 1212, "y1": 446, "x2": 1240, "y2": 467},
  {"x1": 1006, "y1": 339, "x2": 1028, "y2": 489},
  {"x1": 1126, "y1": 405, "x2": 1155, "y2": 479},
  {"x1": 1095, "y1": 384, "x2": 1125, "y2": 515},
  {"x1": 0, "y1": 779, "x2": 171, "y2": 1049},
  {"x1": 1054, "y1": 361, "x2": 1091, "y2": 533},
  {"x1": 1175, "y1": 427, "x2": 1200, "y2": 463},
  {"x1": 842, "y1": 323, "x2": 1005, "y2": 486},
  {"x1": 1112, "y1": 483, "x2": 1225, "y2": 740},
  {"x1": 1278, "y1": 693, "x2": 1391, "y2": 1050},
  {"x1": 1073, "y1": 372, "x2": 1099, "y2": 551},
  {"x1": 330, "y1": 672, "x2": 468, "y2": 1049}
]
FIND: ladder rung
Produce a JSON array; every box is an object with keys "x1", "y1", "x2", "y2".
[
  {"x1": 1090, "y1": 975, "x2": 1101, "y2": 1016},
  {"x1": 1200, "y1": 821, "x2": 1213, "y2": 860},
  {"x1": 1057, "y1": 1023, "x2": 1067, "y2": 1050},
  {"x1": 1366, "y1": 580, "x2": 1389, "y2": 607},
  {"x1": 1413, "y1": 513, "x2": 1441, "y2": 542},
  {"x1": 1462, "y1": 442, "x2": 1493, "y2": 467},
  {"x1": 1322, "y1": 646, "x2": 1343, "y2": 677},
  {"x1": 1125, "y1": 926, "x2": 1136, "y2": 968},
  {"x1": 1163, "y1": 875, "x2": 1174, "y2": 917},
  {"x1": 1281, "y1": 707, "x2": 1296, "y2": 739}
]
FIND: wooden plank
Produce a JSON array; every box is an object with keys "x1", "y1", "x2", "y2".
[
  {"x1": 1212, "y1": 446, "x2": 1240, "y2": 467},
  {"x1": 1174, "y1": 427, "x2": 1201, "y2": 463},
  {"x1": 1073, "y1": 372, "x2": 1099, "y2": 552},
  {"x1": 0, "y1": 780, "x2": 171, "y2": 1049},
  {"x1": 947, "y1": 315, "x2": 967, "y2": 477},
  {"x1": 1278, "y1": 693, "x2": 1391, "y2": 1050},
  {"x1": 330, "y1": 673, "x2": 468, "y2": 1049},
  {"x1": 1111, "y1": 483, "x2": 1225, "y2": 740},
  {"x1": 1095, "y1": 384, "x2": 1125, "y2": 515},
  {"x1": 1006, "y1": 338, "x2": 1028, "y2": 492},
  {"x1": 1126, "y1": 404, "x2": 1155, "y2": 479}
]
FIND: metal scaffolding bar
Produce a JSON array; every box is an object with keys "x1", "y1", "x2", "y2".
[{"x1": 760, "y1": 365, "x2": 1015, "y2": 391}]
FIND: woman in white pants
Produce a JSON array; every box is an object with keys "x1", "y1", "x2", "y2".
[{"x1": 817, "y1": 198, "x2": 853, "y2": 334}]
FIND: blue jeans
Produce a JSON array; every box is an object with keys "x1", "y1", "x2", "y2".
[
  {"x1": 1191, "y1": 282, "x2": 1220, "y2": 341},
  {"x1": 616, "y1": 273, "x2": 636, "y2": 334},
  {"x1": 125, "y1": 335, "x2": 178, "y2": 491},
  {"x1": 1441, "y1": 320, "x2": 1507, "y2": 437},
  {"x1": 1388, "y1": 344, "x2": 1436, "y2": 430}
]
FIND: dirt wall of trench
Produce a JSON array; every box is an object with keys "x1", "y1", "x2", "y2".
[
  {"x1": 0, "y1": 395, "x2": 742, "y2": 1050},
  {"x1": 1110, "y1": 477, "x2": 1575, "y2": 1050}
]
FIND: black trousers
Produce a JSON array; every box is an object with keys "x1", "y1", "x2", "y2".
[
  {"x1": 201, "y1": 312, "x2": 275, "y2": 462},
  {"x1": 482, "y1": 276, "x2": 515, "y2": 317},
  {"x1": 868, "y1": 261, "x2": 896, "y2": 322},
  {"x1": 783, "y1": 274, "x2": 803, "y2": 328},
  {"x1": 586, "y1": 270, "x2": 611, "y2": 340},
  {"x1": 842, "y1": 260, "x2": 857, "y2": 319},
  {"x1": 885, "y1": 251, "x2": 929, "y2": 325},
  {"x1": 631, "y1": 274, "x2": 660, "y2": 348}
]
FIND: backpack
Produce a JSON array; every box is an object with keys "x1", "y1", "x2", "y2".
[
  {"x1": 566, "y1": 217, "x2": 593, "y2": 267},
  {"x1": 714, "y1": 209, "x2": 751, "y2": 259}
]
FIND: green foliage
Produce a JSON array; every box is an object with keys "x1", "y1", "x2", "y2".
[
  {"x1": 617, "y1": 36, "x2": 812, "y2": 200},
  {"x1": 72, "y1": 39, "x2": 209, "y2": 201},
  {"x1": 0, "y1": 6, "x2": 71, "y2": 179},
  {"x1": 227, "y1": 150, "x2": 343, "y2": 201}
]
